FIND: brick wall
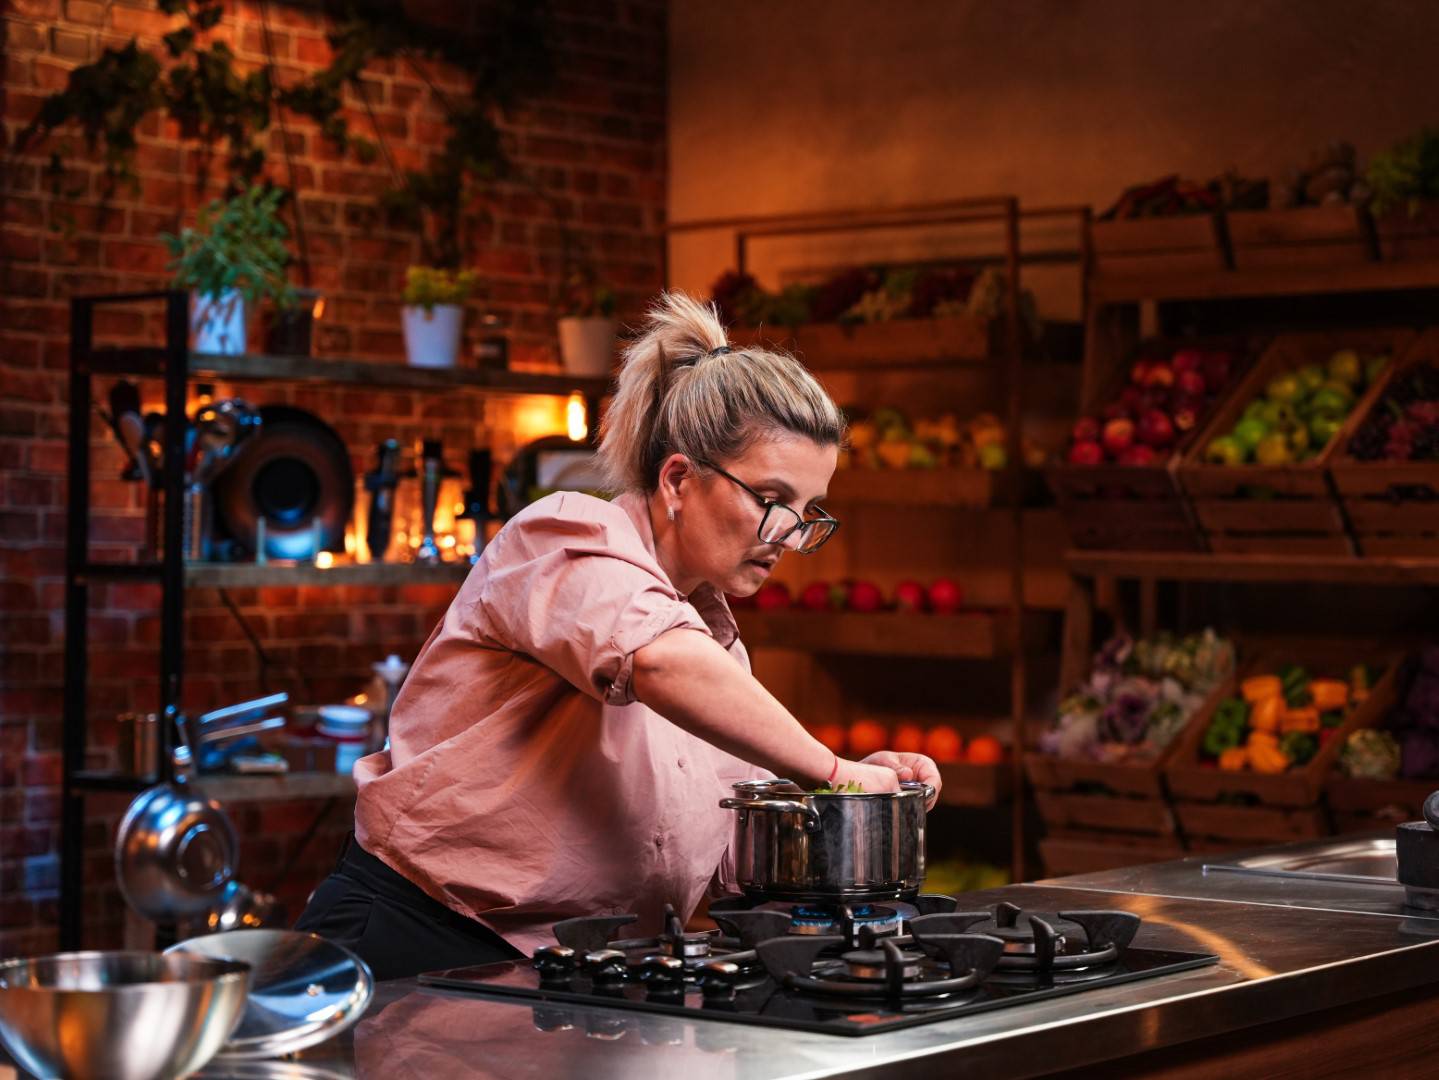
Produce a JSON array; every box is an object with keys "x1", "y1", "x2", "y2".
[{"x1": 0, "y1": 0, "x2": 667, "y2": 953}]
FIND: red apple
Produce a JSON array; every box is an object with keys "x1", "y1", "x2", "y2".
[
  {"x1": 1143, "y1": 363, "x2": 1175, "y2": 388},
  {"x1": 1172, "y1": 404, "x2": 1199, "y2": 433},
  {"x1": 1176, "y1": 369, "x2": 1207, "y2": 397},
  {"x1": 1202, "y1": 351, "x2": 1234, "y2": 392},
  {"x1": 1101, "y1": 400, "x2": 1131, "y2": 422},
  {"x1": 754, "y1": 583, "x2": 791, "y2": 611},
  {"x1": 893, "y1": 580, "x2": 927, "y2": 612},
  {"x1": 847, "y1": 580, "x2": 884, "y2": 613},
  {"x1": 1118, "y1": 385, "x2": 1145, "y2": 414},
  {"x1": 1118, "y1": 443, "x2": 1158, "y2": 465},
  {"x1": 1129, "y1": 358, "x2": 1156, "y2": 385},
  {"x1": 1067, "y1": 440, "x2": 1104, "y2": 465},
  {"x1": 1138, "y1": 386, "x2": 1171, "y2": 413},
  {"x1": 799, "y1": 581, "x2": 833, "y2": 612},
  {"x1": 1136, "y1": 408, "x2": 1175, "y2": 448},
  {"x1": 1071, "y1": 417, "x2": 1100, "y2": 443},
  {"x1": 1171, "y1": 348, "x2": 1204, "y2": 373},
  {"x1": 1101, "y1": 417, "x2": 1135, "y2": 456},
  {"x1": 927, "y1": 578, "x2": 964, "y2": 614}
]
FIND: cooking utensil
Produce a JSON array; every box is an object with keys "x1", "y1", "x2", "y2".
[
  {"x1": 166, "y1": 930, "x2": 374, "y2": 1061},
  {"x1": 0, "y1": 950, "x2": 250, "y2": 1080},
  {"x1": 719, "y1": 778, "x2": 933, "y2": 903},
  {"x1": 213, "y1": 405, "x2": 353, "y2": 561},
  {"x1": 115, "y1": 713, "x2": 240, "y2": 922},
  {"x1": 363, "y1": 438, "x2": 406, "y2": 561}
]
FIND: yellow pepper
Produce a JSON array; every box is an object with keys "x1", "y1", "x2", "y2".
[
  {"x1": 1218, "y1": 747, "x2": 1249, "y2": 771},
  {"x1": 1309, "y1": 679, "x2": 1349, "y2": 711},
  {"x1": 1241, "y1": 675, "x2": 1283, "y2": 703},
  {"x1": 1250, "y1": 695, "x2": 1283, "y2": 734},
  {"x1": 1280, "y1": 706, "x2": 1321, "y2": 733},
  {"x1": 1248, "y1": 738, "x2": 1290, "y2": 774}
]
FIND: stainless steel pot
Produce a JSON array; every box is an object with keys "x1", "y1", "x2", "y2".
[{"x1": 719, "y1": 778, "x2": 933, "y2": 903}]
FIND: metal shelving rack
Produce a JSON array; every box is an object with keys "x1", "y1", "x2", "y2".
[{"x1": 60, "y1": 290, "x2": 609, "y2": 949}]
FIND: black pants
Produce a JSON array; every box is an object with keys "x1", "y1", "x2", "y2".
[{"x1": 295, "y1": 834, "x2": 521, "y2": 981}]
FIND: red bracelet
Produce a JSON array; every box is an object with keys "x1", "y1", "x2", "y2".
[{"x1": 826, "y1": 752, "x2": 840, "y2": 785}]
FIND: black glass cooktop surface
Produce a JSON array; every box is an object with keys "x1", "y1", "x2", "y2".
[{"x1": 418, "y1": 946, "x2": 1219, "y2": 1036}]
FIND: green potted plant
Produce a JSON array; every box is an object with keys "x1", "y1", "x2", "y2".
[
  {"x1": 402, "y1": 266, "x2": 479, "y2": 369},
  {"x1": 163, "y1": 185, "x2": 295, "y2": 356},
  {"x1": 557, "y1": 268, "x2": 617, "y2": 376}
]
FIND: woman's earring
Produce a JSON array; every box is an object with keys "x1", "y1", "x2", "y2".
[{"x1": 666, "y1": 506, "x2": 676, "y2": 521}]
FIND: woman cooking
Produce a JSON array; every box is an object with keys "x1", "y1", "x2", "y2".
[{"x1": 296, "y1": 292, "x2": 942, "y2": 979}]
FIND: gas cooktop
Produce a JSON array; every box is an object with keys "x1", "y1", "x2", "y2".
[{"x1": 418, "y1": 897, "x2": 1219, "y2": 1036}]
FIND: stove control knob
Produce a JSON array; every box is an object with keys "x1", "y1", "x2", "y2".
[
  {"x1": 585, "y1": 949, "x2": 629, "y2": 985},
  {"x1": 640, "y1": 953, "x2": 687, "y2": 996},
  {"x1": 533, "y1": 944, "x2": 577, "y2": 980},
  {"x1": 698, "y1": 959, "x2": 740, "y2": 1000}
]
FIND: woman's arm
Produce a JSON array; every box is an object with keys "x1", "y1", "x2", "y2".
[{"x1": 631, "y1": 627, "x2": 903, "y2": 791}]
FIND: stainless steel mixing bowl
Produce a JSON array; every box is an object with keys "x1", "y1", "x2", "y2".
[{"x1": 0, "y1": 950, "x2": 250, "y2": 1080}]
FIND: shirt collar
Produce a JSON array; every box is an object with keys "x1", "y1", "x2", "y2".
[{"x1": 614, "y1": 491, "x2": 739, "y2": 650}]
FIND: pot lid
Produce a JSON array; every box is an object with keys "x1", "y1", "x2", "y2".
[{"x1": 166, "y1": 929, "x2": 373, "y2": 1060}]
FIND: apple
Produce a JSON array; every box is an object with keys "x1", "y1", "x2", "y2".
[
  {"x1": 1118, "y1": 443, "x2": 1158, "y2": 465},
  {"x1": 1101, "y1": 417, "x2": 1135, "y2": 456},
  {"x1": 754, "y1": 583, "x2": 791, "y2": 611},
  {"x1": 1118, "y1": 385, "x2": 1145, "y2": 414},
  {"x1": 1203, "y1": 351, "x2": 1234, "y2": 392},
  {"x1": 1143, "y1": 363, "x2": 1175, "y2": 388},
  {"x1": 1138, "y1": 386, "x2": 1171, "y2": 413},
  {"x1": 1136, "y1": 408, "x2": 1175, "y2": 448},
  {"x1": 1176, "y1": 369, "x2": 1207, "y2": 397},
  {"x1": 927, "y1": 578, "x2": 964, "y2": 614},
  {"x1": 799, "y1": 581, "x2": 834, "y2": 612},
  {"x1": 1129, "y1": 358, "x2": 1156, "y2": 385},
  {"x1": 847, "y1": 580, "x2": 884, "y2": 613},
  {"x1": 1071, "y1": 417, "x2": 1100, "y2": 443},
  {"x1": 1067, "y1": 440, "x2": 1104, "y2": 465},
  {"x1": 1171, "y1": 348, "x2": 1204, "y2": 373},
  {"x1": 1100, "y1": 400, "x2": 1131, "y2": 422},
  {"x1": 1172, "y1": 404, "x2": 1199, "y2": 433},
  {"x1": 893, "y1": 580, "x2": 927, "y2": 612}
]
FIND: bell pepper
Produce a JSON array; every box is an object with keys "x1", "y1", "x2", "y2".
[
  {"x1": 1248, "y1": 736, "x2": 1290, "y2": 774},
  {"x1": 1241, "y1": 675, "x2": 1282, "y2": 703},
  {"x1": 1218, "y1": 747, "x2": 1249, "y2": 771},
  {"x1": 1280, "y1": 731, "x2": 1319, "y2": 766},
  {"x1": 1202, "y1": 718, "x2": 1243, "y2": 757},
  {"x1": 1249, "y1": 694, "x2": 1282, "y2": 734},
  {"x1": 1309, "y1": 679, "x2": 1349, "y2": 712},
  {"x1": 1280, "y1": 706, "x2": 1321, "y2": 733},
  {"x1": 1319, "y1": 709, "x2": 1345, "y2": 728}
]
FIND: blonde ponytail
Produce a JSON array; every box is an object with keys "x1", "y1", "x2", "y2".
[{"x1": 597, "y1": 291, "x2": 845, "y2": 493}]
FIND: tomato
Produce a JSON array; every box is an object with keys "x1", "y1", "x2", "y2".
[
  {"x1": 754, "y1": 582, "x2": 791, "y2": 611},
  {"x1": 893, "y1": 723, "x2": 926, "y2": 754},
  {"x1": 892, "y1": 580, "x2": 927, "y2": 612},
  {"x1": 811, "y1": 723, "x2": 847, "y2": 755},
  {"x1": 847, "y1": 719, "x2": 889, "y2": 758},
  {"x1": 927, "y1": 578, "x2": 964, "y2": 614},
  {"x1": 847, "y1": 580, "x2": 884, "y2": 613},
  {"x1": 798, "y1": 581, "x2": 833, "y2": 611},
  {"x1": 965, "y1": 735, "x2": 1005, "y2": 765},
  {"x1": 924, "y1": 725, "x2": 964, "y2": 763}
]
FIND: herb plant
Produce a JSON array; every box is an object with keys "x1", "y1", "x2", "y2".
[
  {"x1": 1367, "y1": 128, "x2": 1439, "y2": 217},
  {"x1": 163, "y1": 184, "x2": 295, "y2": 307},
  {"x1": 403, "y1": 266, "x2": 479, "y2": 312}
]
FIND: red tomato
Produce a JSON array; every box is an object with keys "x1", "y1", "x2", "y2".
[
  {"x1": 927, "y1": 578, "x2": 964, "y2": 614},
  {"x1": 893, "y1": 580, "x2": 927, "y2": 612},
  {"x1": 847, "y1": 580, "x2": 883, "y2": 613},
  {"x1": 924, "y1": 725, "x2": 964, "y2": 763},
  {"x1": 799, "y1": 581, "x2": 834, "y2": 612},
  {"x1": 812, "y1": 723, "x2": 847, "y2": 755},
  {"x1": 754, "y1": 582, "x2": 791, "y2": 611},
  {"x1": 847, "y1": 720, "x2": 889, "y2": 758},
  {"x1": 893, "y1": 724, "x2": 926, "y2": 754},
  {"x1": 965, "y1": 735, "x2": 1005, "y2": 765}
]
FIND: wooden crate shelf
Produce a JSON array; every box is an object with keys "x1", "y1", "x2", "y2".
[
  {"x1": 732, "y1": 609, "x2": 1045, "y2": 658},
  {"x1": 826, "y1": 467, "x2": 1040, "y2": 508},
  {"x1": 183, "y1": 561, "x2": 472, "y2": 588},
  {"x1": 1065, "y1": 549, "x2": 1439, "y2": 585},
  {"x1": 935, "y1": 760, "x2": 1012, "y2": 807},
  {"x1": 729, "y1": 315, "x2": 993, "y2": 371},
  {"x1": 1090, "y1": 258, "x2": 1439, "y2": 305},
  {"x1": 1226, "y1": 206, "x2": 1376, "y2": 271},
  {"x1": 1037, "y1": 829, "x2": 1186, "y2": 878}
]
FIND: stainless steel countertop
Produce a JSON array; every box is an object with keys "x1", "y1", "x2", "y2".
[{"x1": 188, "y1": 858, "x2": 1439, "y2": 1080}]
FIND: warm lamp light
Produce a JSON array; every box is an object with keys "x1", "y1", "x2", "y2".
[
  {"x1": 566, "y1": 393, "x2": 587, "y2": 442},
  {"x1": 315, "y1": 551, "x2": 335, "y2": 569}
]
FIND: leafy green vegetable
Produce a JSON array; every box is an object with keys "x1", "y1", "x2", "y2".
[
  {"x1": 1367, "y1": 127, "x2": 1439, "y2": 216},
  {"x1": 811, "y1": 780, "x2": 865, "y2": 794}
]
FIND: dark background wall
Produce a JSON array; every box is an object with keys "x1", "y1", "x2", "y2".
[{"x1": 0, "y1": 0, "x2": 667, "y2": 953}]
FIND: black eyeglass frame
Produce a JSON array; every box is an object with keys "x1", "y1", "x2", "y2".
[{"x1": 699, "y1": 461, "x2": 841, "y2": 554}]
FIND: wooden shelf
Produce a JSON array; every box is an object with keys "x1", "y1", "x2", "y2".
[
  {"x1": 935, "y1": 760, "x2": 1012, "y2": 807},
  {"x1": 199, "y1": 771, "x2": 356, "y2": 803},
  {"x1": 1065, "y1": 549, "x2": 1439, "y2": 585},
  {"x1": 733, "y1": 609, "x2": 1043, "y2": 658},
  {"x1": 184, "y1": 561, "x2": 472, "y2": 588},
  {"x1": 827, "y1": 467, "x2": 1041, "y2": 508},
  {"x1": 729, "y1": 316, "x2": 992, "y2": 371},
  {"x1": 89, "y1": 347, "x2": 613, "y2": 398},
  {"x1": 1091, "y1": 258, "x2": 1439, "y2": 305}
]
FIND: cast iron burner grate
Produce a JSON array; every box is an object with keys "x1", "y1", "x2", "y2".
[{"x1": 908, "y1": 900, "x2": 1141, "y2": 973}]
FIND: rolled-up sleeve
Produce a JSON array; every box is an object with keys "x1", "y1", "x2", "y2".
[{"x1": 475, "y1": 494, "x2": 712, "y2": 705}]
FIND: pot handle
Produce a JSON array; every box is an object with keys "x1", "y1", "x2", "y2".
[
  {"x1": 902, "y1": 780, "x2": 937, "y2": 803},
  {"x1": 719, "y1": 797, "x2": 822, "y2": 833}
]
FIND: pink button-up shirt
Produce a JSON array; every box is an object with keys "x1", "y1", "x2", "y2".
[{"x1": 353, "y1": 490, "x2": 761, "y2": 955}]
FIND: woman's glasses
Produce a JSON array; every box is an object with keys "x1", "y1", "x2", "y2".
[{"x1": 702, "y1": 462, "x2": 840, "y2": 555}]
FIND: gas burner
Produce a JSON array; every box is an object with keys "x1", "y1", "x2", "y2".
[
  {"x1": 756, "y1": 932, "x2": 1004, "y2": 999},
  {"x1": 909, "y1": 901, "x2": 1141, "y2": 974},
  {"x1": 554, "y1": 904, "x2": 719, "y2": 965},
  {"x1": 789, "y1": 903, "x2": 902, "y2": 939},
  {"x1": 839, "y1": 945, "x2": 926, "y2": 981}
]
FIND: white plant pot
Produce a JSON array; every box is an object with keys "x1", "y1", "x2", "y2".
[
  {"x1": 558, "y1": 317, "x2": 617, "y2": 376},
  {"x1": 192, "y1": 289, "x2": 247, "y2": 355},
  {"x1": 403, "y1": 304, "x2": 464, "y2": 369}
]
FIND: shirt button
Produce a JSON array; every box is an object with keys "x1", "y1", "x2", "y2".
[
  {"x1": 654, "y1": 835, "x2": 665, "y2": 849},
  {"x1": 676, "y1": 758, "x2": 686, "y2": 770}
]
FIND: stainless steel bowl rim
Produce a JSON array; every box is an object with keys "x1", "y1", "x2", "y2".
[{"x1": 0, "y1": 950, "x2": 251, "y2": 987}]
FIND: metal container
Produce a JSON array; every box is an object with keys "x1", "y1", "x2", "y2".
[
  {"x1": 0, "y1": 951, "x2": 250, "y2": 1080},
  {"x1": 116, "y1": 711, "x2": 159, "y2": 778},
  {"x1": 719, "y1": 778, "x2": 933, "y2": 903}
]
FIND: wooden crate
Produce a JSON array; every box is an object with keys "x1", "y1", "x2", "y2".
[
  {"x1": 1178, "y1": 328, "x2": 1416, "y2": 553},
  {"x1": 935, "y1": 760, "x2": 1011, "y2": 807},
  {"x1": 733, "y1": 609, "x2": 1045, "y2": 658},
  {"x1": 1164, "y1": 644, "x2": 1401, "y2": 809},
  {"x1": 1173, "y1": 801, "x2": 1330, "y2": 844},
  {"x1": 1038, "y1": 829, "x2": 1186, "y2": 878},
  {"x1": 826, "y1": 466, "x2": 1040, "y2": 509},
  {"x1": 730, "y1": 315, "x2": 991, "y2": 371},
  {"x1": 1226, "y1": 205, "x2": 1375, "y2": 270},
  {"x1": 1090, "y1": 215, "x2": 1225, "y2": 281},
  {"x1": 1330, "y1": 331, "x2": 1439, "y2": 557},
  {"x1": 1327, "y1": 775, "x2": 1433, "y2": 832},
  {"x1": 1375, "y1": 204, "x2": 1439, "y2": 261},
  {"x1": 1033, "y1": 790, "x2": 1178, "y2": 835}
]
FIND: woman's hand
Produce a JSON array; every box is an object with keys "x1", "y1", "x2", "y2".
[
  {"x1": 860, "y1": 751, "x2": 942, "y2": 808},
  {"x1": 830, "y1": 757, "x2": 902, "y2": 793}
]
